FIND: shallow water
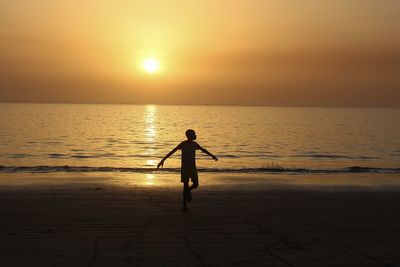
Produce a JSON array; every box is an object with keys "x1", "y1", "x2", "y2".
[{"x1": 1, "y1": 103, "x2": 399, "y2": 173}]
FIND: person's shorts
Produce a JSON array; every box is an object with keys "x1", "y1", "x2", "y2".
[{"x1": 181, "y1": 168, "x2": 198, "y2": 184}]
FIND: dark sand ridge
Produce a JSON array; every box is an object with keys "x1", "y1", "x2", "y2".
[{"x1": 0, "y1": 173, "x2": 399, "y2": 266}]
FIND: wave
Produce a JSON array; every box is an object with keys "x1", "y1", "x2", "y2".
[
  {"x1": 290, "y1": 154, "x2": 380, "y2": 160},
  {"x1": 0, "y1": 165, "x2": 399, "y2": 174}
]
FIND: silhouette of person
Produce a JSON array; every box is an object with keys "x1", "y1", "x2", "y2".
[{"x1": 157, "y1": 129, "x2": 218, "y2": 211}]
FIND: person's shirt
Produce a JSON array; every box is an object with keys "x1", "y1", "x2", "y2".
[{"x1": 178, "y1": 140, "x2": 200, "y2": 169}]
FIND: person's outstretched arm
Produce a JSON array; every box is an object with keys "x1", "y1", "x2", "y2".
[
  {"x1": 157, "y1": 144, "x2": 181, "y2": 168},
  {"x1": 198, "y1": 145, "x2": 218, "y2": 161}
]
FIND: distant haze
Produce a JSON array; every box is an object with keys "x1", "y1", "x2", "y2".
[{"x1": 1, "y1": 0, "x2": 399, "y2": 107}]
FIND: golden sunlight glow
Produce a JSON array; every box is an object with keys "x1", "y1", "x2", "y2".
[
  {"x1": 143, "y1": 58, "x2": 160, "y2": 73},
  {"x1": 145, "y1": 173, "x2": 155, "y2": 186}
]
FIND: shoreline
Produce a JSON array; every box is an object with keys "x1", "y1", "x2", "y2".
[{"x1": 1, "y1": 172, "x2": 400, "y2": 191}]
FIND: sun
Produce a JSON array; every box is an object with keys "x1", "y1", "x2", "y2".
[{"x1": 143, "y1": 58, "x2": 160, "y2": 73}]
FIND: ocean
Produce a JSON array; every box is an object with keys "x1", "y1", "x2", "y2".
[{"x1": 1, "y1": 103, "x2": 399, "y2": 174}]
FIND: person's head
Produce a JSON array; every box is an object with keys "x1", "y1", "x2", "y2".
[{"x1": 185, "y1": 129, "x2": 197, "y2": 141}]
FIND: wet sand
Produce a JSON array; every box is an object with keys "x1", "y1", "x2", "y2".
[{"x1": 0, "y1": 173, "x2": 400, "y2": 266}]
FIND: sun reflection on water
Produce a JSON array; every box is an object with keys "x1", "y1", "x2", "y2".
[
  {"x1": 144, "y1": 105, "x2": 158, "y2": 184},
  {"x1": 146, "y1": 159, "x2": 158, "y2": 167},
  {"x1": 145, "y1": 105, "x2": 157, "y2": 141}
]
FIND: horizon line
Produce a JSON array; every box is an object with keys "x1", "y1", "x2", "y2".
[{"x1": 1, "y1": 101, "x2": 400, "y2": 109}]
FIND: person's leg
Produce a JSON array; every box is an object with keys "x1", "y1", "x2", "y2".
[
  {"x1": 186, "y1": 179, "x2": 192, "y2": 202},
  {"x1": 182, "y1": 182, "x2": 189, "y2": 211},
  {"x1": 181, "y1": 169, "x2": 189, "y2": 211},
  {"x1": 189, "y1": 180, "x2": 198, "y2": 190},
  {"x1": 189, "y1": 171, "x2": 199, "y2": 191},
  {"x1": 187, "y1": 171, "x2": 198, "y2": 202}
]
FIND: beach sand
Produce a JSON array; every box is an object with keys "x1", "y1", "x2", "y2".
[{"x1": 0, "y1": 172, "x2": 399, "y2": 266}]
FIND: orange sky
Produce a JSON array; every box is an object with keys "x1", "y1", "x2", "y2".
[{"x1": 1, "y1": 0, "x2": 399, "y2": 106}]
